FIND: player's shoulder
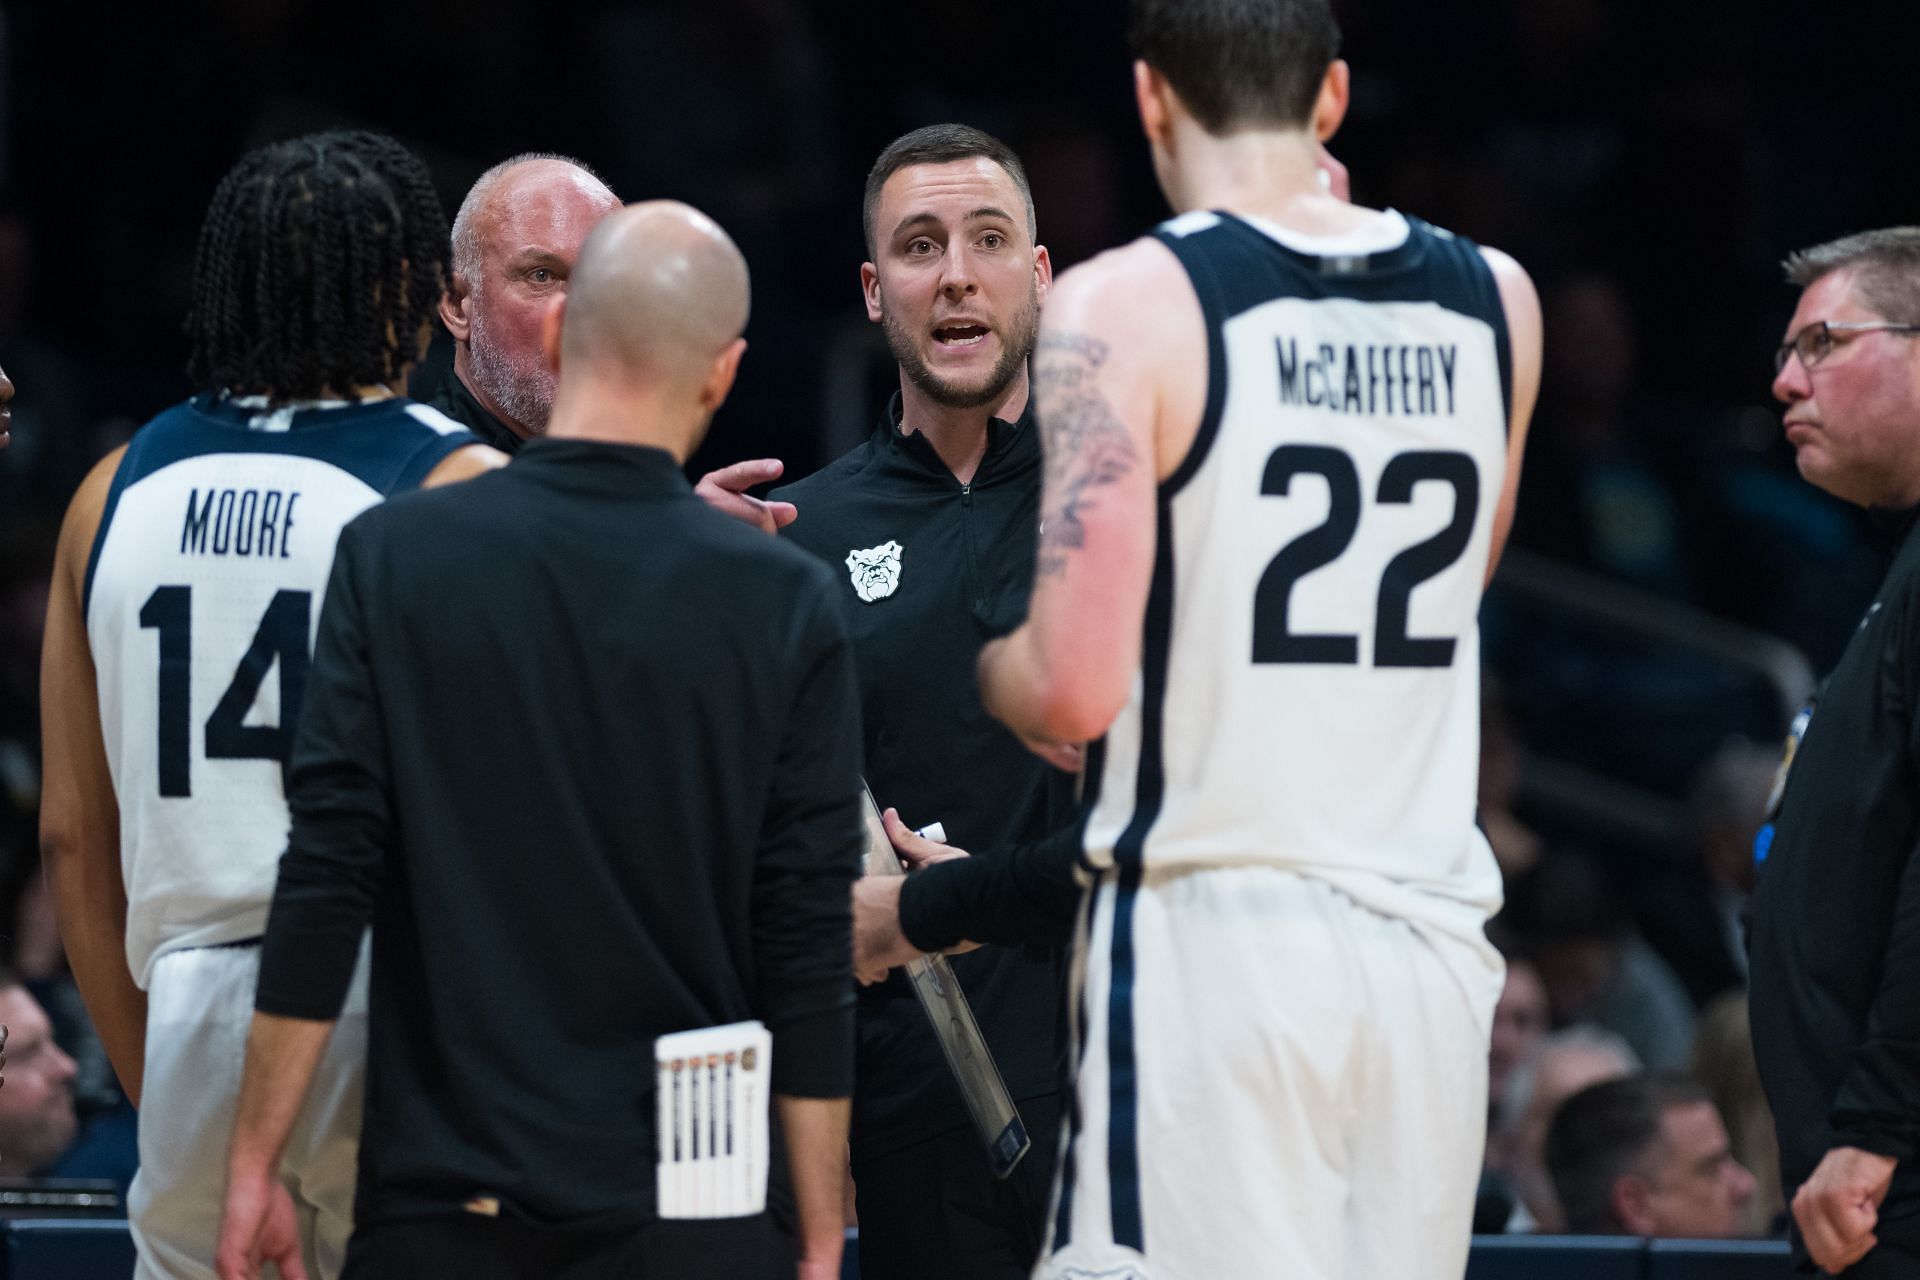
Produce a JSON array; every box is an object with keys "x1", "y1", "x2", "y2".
[
  {"x1": 53, "y1": 443, "x2": 131, "y2": 581},
  {"x1": 1039, "y1": 236, "x2": 1200, "y2": 368},
  {"x1": 1051, "y1": 235, "x2": 1191, "y2": 313},
  {"x1": 1404, "y1": 216, "x2": 1533, "y2": 293}
]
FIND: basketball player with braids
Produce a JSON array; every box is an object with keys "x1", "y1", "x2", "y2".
[{"x1": 39, "y1": 130, "x2": 501, "y2": 1280}]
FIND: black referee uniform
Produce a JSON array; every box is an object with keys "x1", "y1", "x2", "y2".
[
  {"x1": 773, "y1": 395, "x2": 1073, "y2": 1279},
  {"x1": 1751, "y1": 510, "x2": 1920, "y2": 1277},
  {"x1": 256, "y1": 438, "x2": 863, "y2": 1279}
]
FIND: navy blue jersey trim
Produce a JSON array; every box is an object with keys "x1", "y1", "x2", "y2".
[
  {"x1": 1099, "y1": 497, "x2": 1178, "y2": 1254},
  {"x1": 82, "y1": 398, "x2": 477, "y2": 625},
  {"x1": 1153, "y1": 230, "x2": 1232, "y2": 501},
  {"x1": 1405, "y1": 224, "x2": 1513, "y2": 427},
  {"x1": 393, "y1": 431, "x2": 473, "y2": 492},
  {"x1": 82, "y1": 438, "x2": 150, "y2": 625},
  {"x1": 1189, "y1": 215, "x2": 1509, "y2": 424},
  {"x1": 118, "y1": 397, "x2": 477, "y2": 492},
  {"x1": 1481, "y1": 250, "x2": 1515, "y2": 429}
]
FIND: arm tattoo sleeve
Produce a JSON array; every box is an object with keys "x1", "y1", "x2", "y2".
[{"x1": 1033, "y1": 331, "x2": 1139, "y2": 577}]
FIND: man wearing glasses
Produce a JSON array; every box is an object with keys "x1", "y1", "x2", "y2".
[{"x1": 1750, "y1": 227, "x2": 1920, "y2": 1278}]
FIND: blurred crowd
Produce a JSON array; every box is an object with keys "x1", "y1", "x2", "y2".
[{"x1": 3, "y1": 0, "x2": 1919, "y2": 1236}]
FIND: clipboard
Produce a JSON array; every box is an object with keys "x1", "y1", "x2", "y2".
[{"x1": 861, "y1": 783, "x2": 1031, "y2": 1179}]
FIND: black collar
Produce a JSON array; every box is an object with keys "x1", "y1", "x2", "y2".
[
  {"x1": 512, "y1": 437, "x2": 690, "y2": 499},
  {"x1": 432, "y1": 373, "x2": 525, "y2": 454},
  {"x1": 878, "y1": 390, "x2": 1035, "y2": 484}
]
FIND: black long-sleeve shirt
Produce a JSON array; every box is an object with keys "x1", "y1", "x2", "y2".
[
  {"x1": 256, "y1": 438, "x2": 862, "y2": 1229},
  {"x1": 771, "y1": 396, "x2": 1075, "y2": 1159},
  {"x1": 899, "y1": 826, "x2": 1083, "y2": 952},
  {"x1": 1751, "y1": 508, "x2": 1920, "y2": 1262}
]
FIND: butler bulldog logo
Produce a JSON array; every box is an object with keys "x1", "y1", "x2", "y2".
[{"x1": 846, "y1": 541, "x2": 903, "y2": 603}]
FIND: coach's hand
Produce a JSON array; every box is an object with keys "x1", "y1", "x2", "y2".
[
  {"x1": 215, "y1": 1165, "x2": 307, "y2": 1280},
  {"x1": 880, "y1": 809, "x2": 982, "y2": 960},
  {"x1": 852, "y1": 876, "x2": 917, "y2": 984},
  {"x1": 695, "y1": 458, "x2": 798, "y2": 534},
  {"x1": 882, "y1": 807, "x2": 966, "y2": 871},
  {"x1": 1793, "y1": 1145, "x2": 1896, "y2": 1274}
]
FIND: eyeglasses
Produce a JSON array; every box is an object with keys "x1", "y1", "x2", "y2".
[{"x1": 1774, "y1": 320, "x2": 1920, "y2": 375}]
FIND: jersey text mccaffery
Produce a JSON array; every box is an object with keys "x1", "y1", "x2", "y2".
[
  {"x1": 1275, "y1": 338, "x2": 1458, "y2": 417},
  {"x1": 180, "y1": 487, "x2": 300, "y2": 558}
]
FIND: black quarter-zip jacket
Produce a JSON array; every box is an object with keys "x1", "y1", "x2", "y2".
[
  {"x1": 773, "y1": 394, "x2": 1074, "y2": 1158},
  {"x1": 1750, "y1": 507, "x2": 1920, "y2": 1264}
]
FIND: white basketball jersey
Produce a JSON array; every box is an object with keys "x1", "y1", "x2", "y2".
[
  {"x1": 1081, "y1": 210, "x2": 1511, "y2": 928},
  {"x1": 85, "y1": 393, "x2": 472, "y2": 986}
]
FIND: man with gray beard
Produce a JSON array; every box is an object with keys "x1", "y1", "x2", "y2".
[
  {"x1": 431, "y1": 152, "x2": 803, "y2": 533},
  {"x1": 768, "y1": 124, "x2": 1072, "y2": 1280},
  {"x1": 430, "y1": 154, "x2": 621, "y2": 451}
]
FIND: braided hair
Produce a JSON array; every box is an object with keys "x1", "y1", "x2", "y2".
[{"x1": 186, "y1": 130, "x2": 449, "y2": 402}]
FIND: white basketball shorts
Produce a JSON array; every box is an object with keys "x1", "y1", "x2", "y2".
[
  {"x1": 130, "y1": 938, "x2": 369, "y2": 1280},
  {"x1": 1037, "y1": 864, "x2": 1502, "y2": 1280}
]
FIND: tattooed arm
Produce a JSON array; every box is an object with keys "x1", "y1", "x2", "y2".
[{"x1": 979, "y1": 250, "x2": 1167, "y2": 746}]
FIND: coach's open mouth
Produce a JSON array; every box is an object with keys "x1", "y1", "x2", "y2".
[{"x1": 933, "y1": 323, "x2": 990, "y2": 347}]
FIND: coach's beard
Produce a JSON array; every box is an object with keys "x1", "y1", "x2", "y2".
[
  {"x1": 468, "y1": 311, "x2": 556, "y2": 436},
  {"x1": 884, "y1": 286, "x2": 1041, "y2": 411}
]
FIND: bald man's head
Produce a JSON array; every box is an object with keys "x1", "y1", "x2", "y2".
[
  {"x1": 443, "y1": 154, "x2": 620, "y2": 436},
  {"x1": 560, "y1": 201, "x2": 751, "y2": 388}
]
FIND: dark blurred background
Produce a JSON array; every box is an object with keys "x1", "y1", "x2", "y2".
[{"x1": 2, "y1": 0, "x2": 1920, "y2": 1224}]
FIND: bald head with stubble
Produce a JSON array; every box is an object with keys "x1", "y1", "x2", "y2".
[{"x1": 549, "y1": 201, "x2": 752, "y2": 458}]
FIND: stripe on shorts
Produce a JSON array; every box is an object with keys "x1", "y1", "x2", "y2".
[{"x1": 1102, "y1": 500, "x2": 1178, "y2": 1254}]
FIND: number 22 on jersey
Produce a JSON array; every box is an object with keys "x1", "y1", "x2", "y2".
[{"x1": 1252, "y1": 444, "x2": 1479, "y2": 669}]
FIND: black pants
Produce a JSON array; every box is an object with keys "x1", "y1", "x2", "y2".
[
  {"x1": 852, "y1": 1093, "x2": 1062, "y2": 1280},
  {"x1": 342, "y1": 1211, "x2": 793, "y2": 1280}
]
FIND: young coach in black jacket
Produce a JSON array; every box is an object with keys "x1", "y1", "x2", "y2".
[
  {"x1": 216, "y1": 203, "x2": 861, "y2": 1280},
  {"x1": 770, "y1": 125, "x2": 1075, "y2": 1280}
]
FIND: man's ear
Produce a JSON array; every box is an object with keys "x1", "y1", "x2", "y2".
[
  {"x1": 861, "y1": 261, "x2": 883, "y2": 324},
  {"x1": 1134, "y1": 60, "x2": 1172, "y2": 148},
  {"x1": 1611, "y1": 1174, "x2": 1657, "y2": 1237},
  {"x1": 540, "y1": 296, "x2": 566, "y2": 376},
  {"x1": 440, "y1": 272, "x2": 473, "y2": 343},
  {"x1": 1033, "y1": 244, "x2": 1055, "y2": 307},
  {"x1": 700, "y1": 337, "x2": 748, "y2": 414},
  {"x1": 1313, "y1": 59, "x2": 1351, "y2": 144}
]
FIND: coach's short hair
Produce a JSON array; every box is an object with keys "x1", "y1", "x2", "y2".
[
  {"x1": 1128, "y1": 0, "x2": 1341, "y2": 136},
  {"x1": 1546, "y1": 1073, "x2": 1713, "y2": 1235},
  {"x1": 1785, "y1": 227, "x2": 1920, "y2": 326},
  {"x1": 862, "y1": 124, "x2": 1036, "y2": 257}
]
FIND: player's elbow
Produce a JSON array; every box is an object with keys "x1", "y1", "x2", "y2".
[
  {"x1": 38, "y1": 810, "x2": 89, "y2": 874},
  {"x1": 1026, "y1": 670, "x2": 1127, "y2": 744}
]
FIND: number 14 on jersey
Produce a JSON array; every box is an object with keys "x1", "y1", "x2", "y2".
[{"x1": 137, "y1": 585, "x2": 313, "y2": 797}]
